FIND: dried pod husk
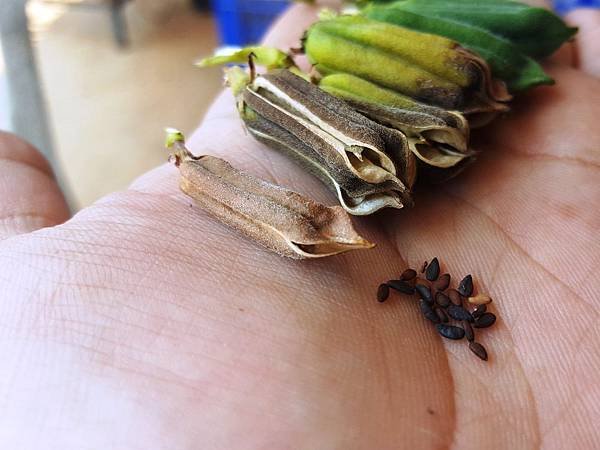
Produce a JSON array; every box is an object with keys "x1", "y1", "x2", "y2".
[
  {"x1": 166, "y1": 130, "x2": 374, "y2": 259},
  {"x1": 319, "y1": 73, "x2": 473, "y2": 169},
  {"x1": 232, "y1": 68, "x2": 416, "y2": 215},
  {"x1": 303, "y1": 15, "x2": 510, "y2": 122}
]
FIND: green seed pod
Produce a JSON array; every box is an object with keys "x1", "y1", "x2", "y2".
[
  {"x1": 319, "y1": 73, "x2": 473, "y2": 169},
  {"x1": 303, "y1": 15, "x2": 509, "y2": 117}
]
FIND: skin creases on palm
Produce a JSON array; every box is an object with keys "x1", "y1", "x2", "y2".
[{"x1": 0, "y1": 5, "x2": 599, "y2": 449}]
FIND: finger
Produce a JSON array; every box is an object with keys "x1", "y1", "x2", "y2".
[
  {"x1": 0, "y1": 132, "x2": 70, "y2": 239},
  {"x1": 566, "y1": 8, "x2": 600, "y2": 77}
]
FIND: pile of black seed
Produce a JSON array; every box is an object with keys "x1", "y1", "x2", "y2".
[{"x1": 376, "y1": 258, "x2": 497, "y2": 361}]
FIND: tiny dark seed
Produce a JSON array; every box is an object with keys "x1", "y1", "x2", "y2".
[
  {"x1": 415, "y1": 283, "x2": 433, "y2": 304},
  {"x1": 469, "y1": 342, "x2": 488, "y2": 361},
  {"x1": 447, "y1": 304, "x2": 474, "y2": 322},
  {"x1": 420, "y1": 261, "x2": 428, "y2": 273},
  {"x1": 474, "y1": 312, "x2": 496, "y2": 328},
  {"x1": 472, "y1": 304, "x2": 487, "y2": 319},
  {"x1": 433, "y1": 273, "x2": 451, "y2": 291},
  {"x1": 387, "y1": 280, "x2": 416, "y2": 295},
  {"x1": 435, "y1": 291, "x2": 450, "y2": 308},
  {"x1": 463, "y1": 321, "x2": 475, "y2": 341},
  {"x1": 448, "y1": 289, "x2": 462, "y2": 306},
  {"x1": 377, "y1": 283, "x2": 390, "y2": 302},
  {"x1": 457, "y1": 274, "x2": 474, "y2": 297},
  {"x1": 400, "y1": 268, "x2": 417, "y2": 281},
  {"x1": 436, "y1": 323, "x2": 465, "y2": 340},
  {"x1": 425, "y1": 257, "x2": 440, "y2": 281},
  {"x1": 420, "y1": 299, "x2": 440, "y2": 324},
  {"x1": 435, "y1": 307, "x2": 449, "y2": 323}
]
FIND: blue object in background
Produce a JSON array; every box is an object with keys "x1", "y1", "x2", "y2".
[
  {"x1": 553, "y1": 0, "x2": 600, "y2": 14},
  {"x1": 211, "y1": 0, "x2": 291, "y2": 46}
]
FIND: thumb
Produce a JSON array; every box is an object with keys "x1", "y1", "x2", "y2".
[{"x1": 0, "y1": 131, "x2": 70, "y2": 239}]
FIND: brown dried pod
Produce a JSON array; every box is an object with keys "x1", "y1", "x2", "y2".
[
  {"x1": 468, "y1": 294, "x2": 493, "y2": 305},
  {"x1": 377, "y1": 283, "x2": 390, "y2": 302},
  {"x1": 166, "y1": 130, "x2": 374, "y2": 259},
  {"x1": 236, "y1": 68, "x2": 416, "y2": 215},
  {"x1": 433, "y1": 273, "x2": 451, "y2": 291}
]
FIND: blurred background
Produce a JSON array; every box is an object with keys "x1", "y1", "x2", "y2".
[
  {"x1": 0, "y1": 0, "x2": 596, "y2": 210},
  {"x1": 0, "y1": 0, "x2": 289, "y2": 209}
]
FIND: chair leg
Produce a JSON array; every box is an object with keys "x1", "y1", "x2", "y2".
[{"x1": 110, "y1": 0, "x2": 129, "y2": 47}]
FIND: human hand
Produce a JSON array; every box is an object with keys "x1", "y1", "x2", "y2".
[{"x1": 1, "y1": 4, "x2": 598, "y2": 449}]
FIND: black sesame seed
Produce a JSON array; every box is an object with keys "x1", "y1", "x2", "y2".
[
  {"x1": 447, "y1": 304, "x2": 474, "y2": 322},
  {"x1": 420, "y1": 299, "x2": 440, "y2": 324},
  {"x1": 474, "y1": 312, "x2": 496, "y2": 328},
  {"x1": 472, "y1": 304, "x2": 487, "y2": 319},
  {"x1": 463, "y1": 321, "x2": 475, "y2": 341},
  {"x1": 377, "y1": 283, "x2": 390, "y2": 302},
  {"x1": 415, "y1": 283, "x2": 433, "y2": 304},
  {"x1": 433, "y1": 273, "x2": 451, "y2": 291},
  {"x1": 387, "y1": 280, "x2": 416, "y2": 295},
  {"x1": 426, "y1": 257, "x2": 440, "y2": 281},
  {"x1": 436, "y1": 323, "x2": 465, "y2": 340},
  {"x1": 420, "y1": 261, "x2": 428, "y2": 273},
  {"x1": 435, "y1": 291, "x2": 450, "y2": 308},
  {"x1": 435, "y1": 307, "x2": 449, "y2": 323},
  {"x1": 447, "y1": 289, "x2": 462, "y2": 306},
  {"x1": 400, "y1": 268, "x2": 417, "y2": 281},
  {"x1": 457, "y1": 274, "x2": 474, "y2": 297},
  {"x1": 469, "y1": 342, "x2": 488, "y2": 361}
]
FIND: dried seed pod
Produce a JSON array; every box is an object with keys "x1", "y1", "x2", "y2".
[
  {"x1": 304, "y1": 15, "x2": 509, "y2": 114},
  {"x1": 435, "y1": 291, "x2": 450, "y2": 308},
  {"x1": 472, "y1": 304, "x2": 487, "y2": 319},
  {"x1": 448, "y1": 289, "x2": 462, "y2": 306},
  {"x1": 426, "y1": 257, "x2": 440, "y2": 281},
  {"x1": 433, "y1": 273, "x2": 451, "y2": 291},
  {"x1": 435, "y1": 307, "x2": 449, "y2": 323},
  {"x1": 436, "y1": 323, "x2": 465, "y2": 340},
  {"x1": 166, "y1": 130, "x2": 374, "y2": 259},
  {"x1": 420, "y1": 299, "x2": 440, "y2": 324},
  {"x1": 377, "y1": 283, "x2": 390, "y2": 302},
  {"x1": 415, "y1": 283, "x2": 433, "y2": 304},
  {"x1": 457, "y1": 274, "x2": 474, "y2": 297},
  {"x1": 237, "y1": 69, "x2": 415, "y2": 215},
  {"x1": 447, "y1": 304, "x2": 474, "y2": 322},
  {"x1": 319, "y1": 73, "x2": 473, "y2": 173},
  {"x1": 469, "y1": 342, "x2": 488, "y2": 361},
  {"x1": 463, "y1": 321, "x2": 475, "y2": 342},
  {"x1": 474, "y1": 313, "x2": 496, "y2": 328},
  {"x1": 387, "y1": 280, "x2": 416, "y2": 295},
  {"x1": 400, "y1": 268, "x2": 417, "y2": 281},
  {"x1": 468, "y1": 293, "x2": 492, "y2": 305}
]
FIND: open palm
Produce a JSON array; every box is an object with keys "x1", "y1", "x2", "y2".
[{"x1": 1, "y1": 5, "x2": 598, "y2": 449}]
